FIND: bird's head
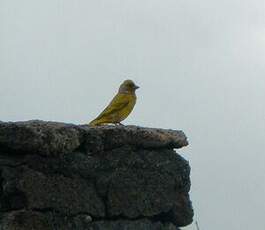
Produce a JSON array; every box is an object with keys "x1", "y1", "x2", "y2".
[{"x1": 119, "y1": 79, "x2": 140, "y2": 94}]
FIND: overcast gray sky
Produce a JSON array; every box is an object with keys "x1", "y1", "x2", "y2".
[{"x1": 1, "y1": 0, "x2": 265, "y2": 229}]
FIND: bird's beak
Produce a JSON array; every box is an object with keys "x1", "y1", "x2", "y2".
[{"x1": 134, "y1": 85, "x2": 140, "y2": 90}]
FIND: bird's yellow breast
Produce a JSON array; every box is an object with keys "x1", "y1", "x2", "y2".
[
  {"x1": 116, "y1": 94, "x2": 136, "y2": 121},
  {"x1": 89, "y1": 93, "x2": 137, "y2": 126}
]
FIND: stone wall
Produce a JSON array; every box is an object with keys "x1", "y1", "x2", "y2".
[{"x1": 0, "y1": 121, "x2": 193, "y2": 230}]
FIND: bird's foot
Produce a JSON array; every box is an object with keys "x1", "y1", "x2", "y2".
[{"x1": 116, "y1": 122, "x2": 124, "y2": 126}]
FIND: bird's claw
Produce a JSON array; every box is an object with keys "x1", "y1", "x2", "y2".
[{"x1": 116, "y1": 122, "x2": 124, "y2": 126}]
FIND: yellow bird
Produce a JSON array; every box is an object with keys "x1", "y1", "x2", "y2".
[{"x1": 89, "y1": 79, "x2": 139, "y2": 126}]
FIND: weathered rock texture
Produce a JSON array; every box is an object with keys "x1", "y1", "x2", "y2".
[{"x1": 0, "y1": 120, "x2": 193, "y2": 230}]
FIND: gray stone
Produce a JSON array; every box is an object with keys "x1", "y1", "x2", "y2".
[
  {"x1": 0, "y1": 121, "x2": 193, "y2": 229},
  {"x1": 1, "y1": 210, "x2": 51, "y2": 230},
  {"x1": 88, "y1": 219, "x2": 180, "y2": 230},
  {"x1": 0, "y1": 121, "x2": 188, "y2": 156}
]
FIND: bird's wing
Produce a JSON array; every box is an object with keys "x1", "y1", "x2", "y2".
[{"x1": 95, "y1": 94, "x2": 130, "y2": 119}]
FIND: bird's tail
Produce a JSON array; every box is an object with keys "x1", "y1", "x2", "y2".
[{"x1": 88, "y1": 119, "x2": 101, "y2": 126}]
